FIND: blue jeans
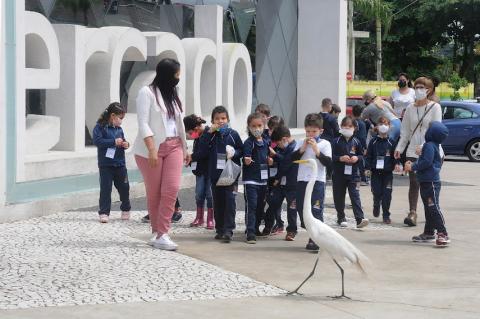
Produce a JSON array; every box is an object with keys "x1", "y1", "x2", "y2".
[
  {"x1": 211, "y1": 183, "x2": 237, "y2": 236},
  {"x1": 195, "y1": 175, "x2": 213, "y2": 208},
  {"x1": 244, "y1": 184, "x2": 268, "y2": 235},
  {"x1": 420, "y1": 182, "x2": 447, "y2": 234},
  {"x1": 99, "y1": 166, "x2": 131, "y2": 215},
  {"x1": 371, "y1": 171, "x2": 393, "y2": 219},
  {"x1": 389, "y1": 118, "x2": 401, "y2": 142},
  {"x1": 296, "y1": 181, "x2": 325, "y2": 230}
]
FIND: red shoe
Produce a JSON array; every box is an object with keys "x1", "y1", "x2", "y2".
[
  {"x1": 206, "y1": 208, "x2": 215, "y2": 230},
  {"x1": 436, "y1": 232, "x2": 450, "y2": 246},
  {"x1": 271, "y1": 225, "x2": 284, "y2": 235},
  {"x1": 285, "y1": 232, "x2": 296, "y2": 241},
  {"x1": 190, "y1": 207, "x2": 205, "y2": 227}
]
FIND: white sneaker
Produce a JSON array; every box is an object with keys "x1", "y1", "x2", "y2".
[
  {"x1": 340, "y1": 221, "x2": 348, "y2": 228},
  {"x1": 99, "y1": 214, "x2": 109, "y2": 223},
  {"x1": 152, "y1": 234, "x2": 178, "y2": 251},
  {"x1": 357, "y1": 219, "x2": 369, "y2": 228},
  {"x1": 148, "y1": 232, "x2": 158, "y2": 246}
]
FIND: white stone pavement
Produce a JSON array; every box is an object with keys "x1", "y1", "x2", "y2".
[{"x1": 0, "y1": 208, "x2": 395, "y2": 310}]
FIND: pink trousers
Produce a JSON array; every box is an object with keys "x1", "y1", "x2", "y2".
[{"x1": 135, "y1": 138, "x2": 183, "y2": 234}]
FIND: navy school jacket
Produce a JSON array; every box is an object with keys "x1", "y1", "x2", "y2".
[
  {"x1": 272, "y1": 140, "x2": 298, "y2": 188},
  {"x1": 412, "y1": 121, "x2": 449, "y2": 183},
  {"x1": 197, "y1": 127, "x2": 243, "y2": 183},
  {"x1": 242, "y1": 135, "x2": 269, "y2": 184},
  {"x1": 354, "y1": 118, "x2": 367, "y2": 149},
  {"x1": 365, "y1": 136, "x2": 399, "y2": 172},
  {"x1": 190, "y1": 127, "x2": 210, "y2": 177},
  {"x1": 320, "y1": 112, "x2": 340, "y2": 142},
  {"x1": 92, "y1": 123, "x2": 126, "y2": 168},
  {"x1": 332, "y1": 136, "x2": 364, "y2": 180}
]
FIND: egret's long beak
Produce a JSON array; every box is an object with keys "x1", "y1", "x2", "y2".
[{"x1": 293, "y1": 160, "x2": 309, "y2": 164}]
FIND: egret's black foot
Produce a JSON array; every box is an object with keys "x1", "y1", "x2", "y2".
[
  {"x1": 286, "y1": 291, "x2": 303, "y2": 296},
  {"x1": 328, "y1": 294, "x2": 351, "y2": 300}
]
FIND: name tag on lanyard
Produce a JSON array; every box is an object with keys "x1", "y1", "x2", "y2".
[
  {"x1": 344, "y1": 165, "x2": 352, "y2": 175},
  {"x1": 106, "y1": 147, "x2": 116, "y2": 159},
  {"x1": 376, "y1": 156, "x2": 385, "y2": 170},
  {"x1": 191, "y1": 161, "x2": 197, "y2": 171},
  {"x1": 269, "y1": 167, "x2": 278, "y2": 176},
  {"x1": 217, "y1": 153, "x2": 226, "y2": 170},
  {"x1": 260, "y1": 164, "x2": 268, "y2": 180}
]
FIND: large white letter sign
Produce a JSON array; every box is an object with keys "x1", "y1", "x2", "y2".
[
  {"x1": 46, "y1": 25, "x2": 109, "y2": 151},
  {"x1": 85, "y1": 27, "x2": 147, "y2": 132},
  {"x1": 24, "y1": 11, "x2": 60, "y2": 89},
  {"x1": 182, "y1": 38, "x2": 217, "y2": 118},
  {"x1": 222, "y1": 43, "x2": 252, "y2": 133}
]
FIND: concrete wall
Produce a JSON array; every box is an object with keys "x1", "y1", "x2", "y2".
[
  {"x1": 297, "y1": 0, "x2": 347, "y2": 125},
  {"x1": 0, "y1": 0, "x2": 5, "y2": 206}
]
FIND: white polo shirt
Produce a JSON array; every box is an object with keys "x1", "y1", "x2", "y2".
[{"x1": 294, "y1": 139, "x2": 332, "y2": 182}]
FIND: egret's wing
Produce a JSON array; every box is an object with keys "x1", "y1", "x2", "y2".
[{"x1": 308, "y1": 220, "x2": 369, "y2": 274}]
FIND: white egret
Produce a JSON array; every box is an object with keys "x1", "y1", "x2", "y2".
[{"x1": 288, "y1": 159, "x2": 369, "y2": 298}]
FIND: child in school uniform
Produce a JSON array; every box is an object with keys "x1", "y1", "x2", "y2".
[
  {"x1": 243, "y1": 113, "x2": 270, "y2": 244},
  {"x1": 267, "y1": 126, "x2": 299, "y2": 241},
  {"x1": 405, "y1": 121, "x2": 450, "y2": 246},
  {"x1": 263, "y1": 115, "x2": 286, "y2": 236},
  {"x1": 198, "y1": 106, "x2": 243, "y2": 243},
  {"x1": 365, "y1": 116, "x2": 399, "y2": 224},
  {"x1": 92, "y1": 102, "x2": 131, "y2": 223},
  {"x1": 292, "y1": 113, "x2": 332, "y2": 251},
  {"x1": 332, "y1": 116, "x2": 369, "y2": 229},
  {"x1": 184, "y1": 114, "x2": 214, "y2": 229}
]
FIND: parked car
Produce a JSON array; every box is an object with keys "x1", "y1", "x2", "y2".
[{"x1": 440, "y1": 101, "x2": 480, "y2": 162}]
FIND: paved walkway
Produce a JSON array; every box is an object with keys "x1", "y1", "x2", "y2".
[{"x1": 1, "y1": 159, "x2": 480, "y2": 318}]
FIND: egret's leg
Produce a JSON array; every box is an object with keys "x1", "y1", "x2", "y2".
[
  {"x1": 331, "y1": 258, "x2": 351, "y2": 299},
  {"x1": 288, "y1": 258, "x2": 319, "y2": 295}
]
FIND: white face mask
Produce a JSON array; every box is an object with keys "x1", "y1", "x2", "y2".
[
  {"x1": 250, "y1": 128, "x2": 263, "y2": 138},
  {"x1": 340, "y1": 128, "x2": 354, "y2": 138},
  {"x1": 415, "y1": 88, "x2": 427, "y2": 100},
  {"x1": 282, "y1": 141, "x2": 289, "y2": 149},
  {"x1": 378, "y1": 124, "x2": 389, "y2": 134}
]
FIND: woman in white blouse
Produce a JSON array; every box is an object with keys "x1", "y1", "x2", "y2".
[
  {"x1": 394, "y1": 77, "x2": 442, "y2": 227},
  {"x1": 388, "y1": 73, "x2": 415, "y2": 119},
  {"x1": 133, "y1": 58, "x2": 189, "y2": 251}
]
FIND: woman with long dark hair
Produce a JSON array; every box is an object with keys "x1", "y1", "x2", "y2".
[
  {"x1": 388, "y1": 72, "x2": 415, "y2": 119},
  {"x1": 132, "y1": 58, "x2": 189, "y2": 250}
]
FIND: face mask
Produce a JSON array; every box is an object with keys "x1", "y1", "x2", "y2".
[
  {"x1": 364, "y1": 101, "x2": 370, "y2": 106},
  {"x1": 218, "y1": 124, "x2": 229, "y2": 134},
  {"x1": 170, "y1": 77, "x2": 179, "y2": 88},
  {"x1": 398, "y1": 80, "x2": 407, "y2": 88},
  {"x1": 270, "y1": 142, "x2": 277, "y2": 149},
  {"x1": 415, "y1": 88, "x2": 427, "y2": 100},
  {"x1": 378, "y1": 124, "x2": 389, "y2": 134},
  {"x1": 340, "y1": 128, "x2": 354, "y2": 138},
  {"x1": 250, "y1": 128, "x2": 263, "y2": 138},
  {"x1": 190, "y1": 131, "x2": 200, "y2": 139},
  {"x1": 282, "y1": 141, "x2": 289, "y2": 149}
]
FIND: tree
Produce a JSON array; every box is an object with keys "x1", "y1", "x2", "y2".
[
  {"x1": 353, "y1": 0, "x2": 393, "y2": 81},
  {"x1": 449, "y1": 72, "x2": 469, "y2": 101}
]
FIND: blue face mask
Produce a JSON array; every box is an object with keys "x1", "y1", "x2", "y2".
[
  {"x1": 314, "y1": 136, "x2": 321, "y2": 143},
  {"x1": 218, "y1": 124, "x2": 230, "y2": 134}
]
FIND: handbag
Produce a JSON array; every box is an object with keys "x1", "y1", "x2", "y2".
[{"x1": 400, "y1": 102, "x2": 435, "y2": 164}]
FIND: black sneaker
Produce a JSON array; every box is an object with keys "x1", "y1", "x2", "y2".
[
  {"x1": 214, "y1": 233, "x2": 222, "y2": 240},
  {"x1": 141, "y1": 214, "x2": 150, "y2": 223},
  {"x1": 412, "y1": 233, "x2": 435, "y2": 242},
  {"x1": 373, "y1": 206, "x2": 380, "y2": 218},
  {"x1": 171, "y1": 212, "x2": 183, "y2": 223},
  {"x1": 305, "y1": 239, "x2": 319, "y2": 251},
  {"x1": 260, "y1": 228, "x2": 271, "y2": 237},
  {"x1": 246, "y1": 234, "x2": 257, "y2": 244},
  {"x1": 255, "y1": 229, "x2": 263, "y2": 237},
  {"x1": 222, "y1": 234, "x2": 232, "y2": 243}
]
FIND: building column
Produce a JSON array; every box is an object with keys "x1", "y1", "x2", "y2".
[{"x1": 297, "y1": 0, "x2": 348, "y2": 125}]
